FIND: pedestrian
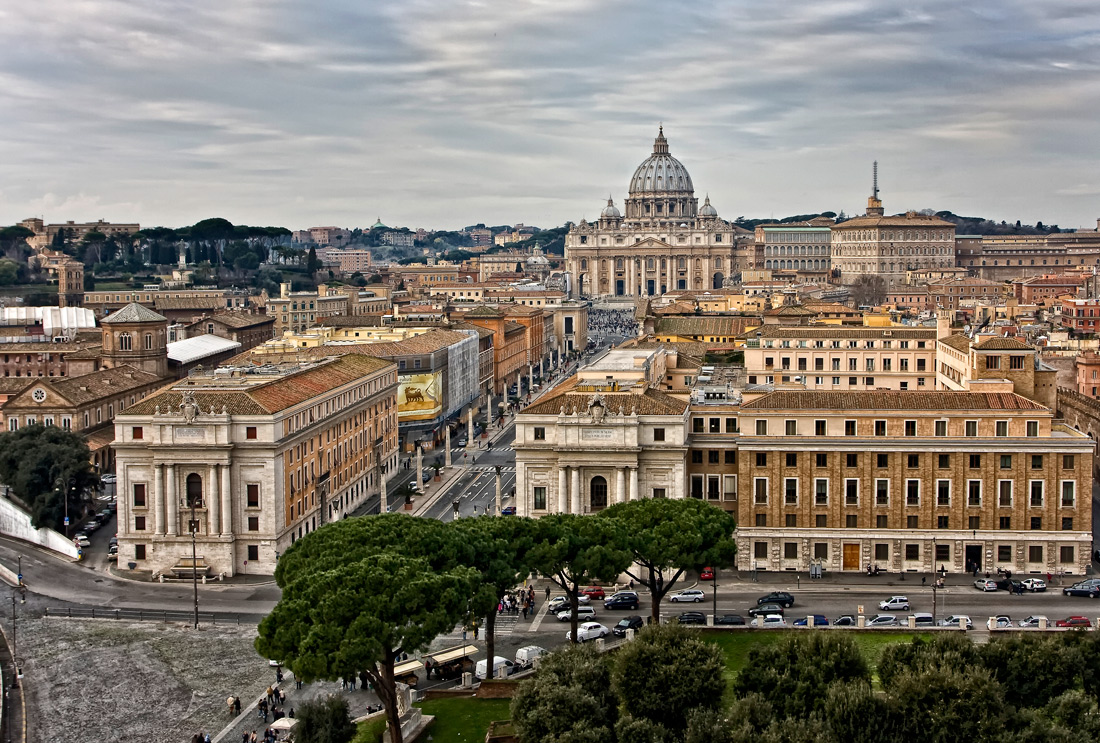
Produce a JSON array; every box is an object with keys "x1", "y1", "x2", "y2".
[
  {"x1": 289, "y1": 708, "x2": 295, "y2": 719},
  {"x1": 545, "y1": 586, "x2": 551, "y2": 601},
  {"x1": 295, "y1": 676, "x2": 303, "y2": 690},
  {"x1": 266, "y1": 685, "x2": 274, "y2": 704},
  {"x1": 522, "y1": 604, "x2": 528, "y2": 620},
  {"x1": 228, "y1": 696, "x2": 236, "y2": 717},
  {"x1": 241, "y1": 732, "x2": 249, "y2": 743},
  {"x1": 921, "y1": 576, "x2": 926, "y2": 587},
  {"x1": 473, "y1": 622, "x2": 479, "y2": 640},
  {"x1": 250, "y1": 732, "x2": 258, "y2": 743}
]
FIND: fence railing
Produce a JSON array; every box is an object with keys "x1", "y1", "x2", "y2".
[{"x1": 45, "y1": 606, "x2": 241, "y2": 624}]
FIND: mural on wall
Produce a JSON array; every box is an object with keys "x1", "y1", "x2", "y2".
[{"x1": 397, "y1": 372, "x2": 443, "y2": 422}]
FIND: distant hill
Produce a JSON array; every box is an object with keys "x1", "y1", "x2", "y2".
[{"x1": 732, "y1": 210, "x2": 1061, "y2": 236}]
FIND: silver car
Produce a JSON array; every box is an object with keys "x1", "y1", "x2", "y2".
[
  {"x1": 669, "y1": 589, "x2": 706, "y2": 603},
  {"x1": 557, "y1": 605, "x2": 596, "y2": 622},
  {"x1": 1018, "y1": 615, "x2": 1047, "y2": 628},
  {"x1": 866, "y1": 614, "x2": 898, "y2": 627}
]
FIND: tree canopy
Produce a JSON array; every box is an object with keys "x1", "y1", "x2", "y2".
[
  {"x1": 511, "y1": 644, "x2": 618, "y2": 743},
  {"x1": 0, "y1": 424, "x2": 98, "y2": 531}
]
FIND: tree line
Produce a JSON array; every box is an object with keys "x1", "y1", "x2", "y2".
[{"x1": 254, "y1": 499, "x2": 737, "y2": 743}]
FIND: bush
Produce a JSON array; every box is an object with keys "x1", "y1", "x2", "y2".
[{"x1": 295, "y1": 695, "x2": 357, "y2": 743}]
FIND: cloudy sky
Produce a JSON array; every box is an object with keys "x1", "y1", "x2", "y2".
[{"x1": 3, "y1": 0, "x2": 1100, "y2": 231}]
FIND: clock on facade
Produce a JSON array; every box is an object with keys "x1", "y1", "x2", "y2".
[{"x1": 32, "y1": 388, "x2": 46, "y2": 403}]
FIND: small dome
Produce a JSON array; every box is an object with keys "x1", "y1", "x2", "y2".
[
  {"x1": 699, "y1": 195, "x2": 718, "y2": 218},
  {"x1": 601, "y1": 197, "x2": 621, "y2": 219}
]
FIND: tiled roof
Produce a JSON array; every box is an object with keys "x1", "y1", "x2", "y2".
[
  {"x1": 654, "y1": 302, "x2": 697, "y2": 315},
  {"x1": 928, "y1": 277, "x2": 1006, "y2": 288},
  {"x1": 101, "y1": 303, "x2": 167, "y2": 324},
  {"x1": 195, "y1": 311, "x2": 273, "y2": 329},
  {"x1": 0, "y1": 340, "x2": 98, "y2": 353},
  {"x1": 628, "y1": 341, "x2": 710, "y2": 366},
  {"x1": 974, "y1": 337, "x2": 1032, "y2": 351},
  {"x1": 764, "y1": 304, "x2": 817, "y2": 317},
  {"x1": 741, "y1": 390, "x2": 1046, "y2": 412},
  {"x1": 743, "y1": 326, "x2": 936, "y2": 340},
  {"x1": 522, "y1": 385, "x2": 689, "y2": 416},
  {"x1": 3, "y1": 365, "x2": 165, "y2": 408},
  {"x1": 938, "y1": 334, "x2": 973, "y2": 352},
  {"x1": 656, "y1": 316, "x2": 759, "y2": 337},
  {"x1": 464, "y1": 306, "x2": 504, "y2": 318},
  {"x1": 153, "y1": 296, "x2": 228, "y2": 311},
  {"x1": 803, "y1": 302, "x2": 860, "y2": 314},
  {"x1": 1020, "y1": 275, "x2": 1083, "y2": 285},
  {"x1": 0, "y1": 379, "x2": 33, "y2": 394},
  {"x1": 503, "y1": 321, "x2": 526, "y2": 334}
]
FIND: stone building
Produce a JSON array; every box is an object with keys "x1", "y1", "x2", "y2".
[
  {"x1": 99, "y1": 303, "x2": 169, "y2": 378},
  {"x1": 565, "y1": 127, "x2": 742, "y2": 297},
  {"x1": 181, "y1": 311, "x2": 275, "y2": 352},
  {"x1": 112, "y1": 354, "x2": 399, "y2": 576}
]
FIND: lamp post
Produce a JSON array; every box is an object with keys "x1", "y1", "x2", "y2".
[
  {"x1": 188, "y1": 495, "x2": 199, "y2": 629},
  {"x1": 712, "y1": 570, "x2": 717, "y2": 619},
  {"x1": 494, "y1": 465, "x2": 502, "y2": 516},
  {"x1": 931, "y1": 536, "x2": 938, "y2": 622}
]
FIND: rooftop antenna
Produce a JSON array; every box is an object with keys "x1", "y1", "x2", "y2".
[{"x1": 872, "y1": 160, "x2": 879, "y2": 200}]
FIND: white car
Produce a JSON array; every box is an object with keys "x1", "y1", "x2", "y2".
[
  {"x1": 973, "y1": 578, "x2": 998, "y2": 592},
  {"x1": 878, "y1": 596, "x2": 909, "y2": 611},
  {"x1": 475, "y1": 656, "x2": 516, "y2": 680},
  {"x1": 101, "y1": 474, "x2": 117, "y2": 484},
  {"x1": 1020, "y1": 578, "x2": 1047, "y2": 592},
  {"x1": 939, "y1": 615, "x2": 973, "y2": 629},
  {"x1": 567, "y1": 622, "x2": 610, "y2": 642},
  {"x1": 556, "y1": 605, "x2": 596, "y2": 622},
  {"x1": 669, "y1": 589, "x2": 706, "y2": 603},
  {"x1": 750, "y1": 614, "x2": 786, "y2": 628},
  {"x1": 74, "y1": 534, "x2": 91, "y2": 548},
  {"x1": 1018, "y1": 615, "x2": 1048, "y2": 628}
]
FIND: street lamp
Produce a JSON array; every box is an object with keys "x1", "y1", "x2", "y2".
[{"x1": 184, "y1": 495, "x2": 200, "y2": 629}]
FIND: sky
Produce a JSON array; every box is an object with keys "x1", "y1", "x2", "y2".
[{"x1": 3, "y1": 0, "x2": 1100, "y2": 232}]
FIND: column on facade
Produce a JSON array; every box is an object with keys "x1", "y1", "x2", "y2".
[
  {"x1": 165, "y1": 464, "x2": 178, "y2": 536},
  {"x1": 220, "y1": 463, "x2": 232, "y2": 536},
  {"x1": 616, "y1": 467, "x2": 626, "y2": 505},
  {"x1": 571, "y1": 468, "x2": 581, "y2": 515},
  {"x1": 154, "y1": 464, "x2": 165, "y2": 535},
  {"x1": 629, "y1": 467, "x2": 638, "y2": 501},
  {"x1": 558, "y1": 466, "x2": 568, "y2": 513},
  {"x1": 416, "y1": 445, "x2": 424, "y2": 484},
  {"x1": 209, "y1": 465, "x2": 221, "y2": 535}
]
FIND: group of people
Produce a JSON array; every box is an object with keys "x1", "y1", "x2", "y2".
[
  {"x1": 241, "y1": 725, "x2": 289, "y2": 743},
  {"x1": 256, "y1": 685, "x2": 289, "y2": 723},
  {"x1": 588, "y1": 308, "x2": 636, "y2": 339},
  {"x1": 499, "y1": 585, "x2": 537, "y2": 619}
]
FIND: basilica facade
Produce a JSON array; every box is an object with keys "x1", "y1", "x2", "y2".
[{"x1": 565, "y1": 127, "x2": 743, "y2": 298}]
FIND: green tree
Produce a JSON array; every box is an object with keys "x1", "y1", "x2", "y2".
[
  {"x1": 450, "y1": 516, "x2": 535, "y2": 677},
  {"x1": 980, "y1": 634, "x2": 1082, "y2": 708},
  {"x1": 613, "y1": 624, "x2": 725, "y2": 735},
  {"x1": 256, "y1": 545, "x2": 476, "y2": 743},
  {"x1": 511, "y1": 645, "x2": 618, "y2": 743},
  {"x1": 877, "y1": 633, "x2": 981, "y2": 690},
  {"x1": 823, "y1": 681, "x2": 896, "y2": 743},
  {"x1": 0, "y1": 258, "x2": 20, "y2": 285},
  {"x1": 887, "y1": 666, "x2": 1007, "y2": 742},
  {"x1": 526, "y1": 514, "x2": 632, "y2": 643},
  {"x1": 307, "y1": 246, "x2": 321, "y2": 275},
  {"x1": 0, "y1": 424, "x2": 98, "y2": 532},
  {"x1": 294, "y1": 694, "x2": 357, "y2": 743},
  {"x1": 599, "y1": 498, "x2": 737, "y2": 622},
  {"x1": 0, "y1": 225, "x2": 34, "y2": 259}
]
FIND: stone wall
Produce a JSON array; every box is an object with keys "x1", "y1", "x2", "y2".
[
  {"x1": 1056, "y1": 387, "x2": 1100, "y2": 478},
  {"x1": 0, "y1": 495, "x2": 79, "y2": 559}
]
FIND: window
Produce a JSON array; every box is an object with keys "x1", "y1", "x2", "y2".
[
  {"x1": 785, "y1": 452, "x2": 797, "y2": 467},
  {"x1": 816, "y1": 453, "x2": 827, "y2": 467},
  {"x1": 844, "y1": 420, "x2": 856, "y2": 436},
  {"x1": 1031, "y1": 517, "x2": 1042, "y2": 530},
  {"x1": 998, "y1": 545, "x2": 1012, "y2": 561},
  {"x1": 906, "y1": 454, "x2": 919, "y2": 468},
  {"x1": 875, "y1": 479, "x2": 889, "y2": 505},
  {"x1": 874, "y1": 543, "x2": 888, "y2": 561},
  {"x1": 691, "y1": 475, "x2": 704, "y2": 498},
  {"x1": 1031, "y1": 455, "x2": 1043, "y2": 469},
  {"x1": 135, "y1": 544, "x2": 146, "y2": 560},
  {"x1": 783, "y1": 542, "x2": 798, "y2": 559},
  {"x1": 1010, "y1": 355, "x2": 1025, "y2": 370},
  {"x1": 986, "y1": 355, "x2": 1001, "y2": 370},
  {"x1": 968, "y1": 516, "x2": 980, "y2": 530},
  {"x1": 119, "y1": 333, "x2": 132, "y2": 351},
  {"x1": 874, "y1": 420, "x2": 887, "y2": 436},
  {"x1": 785, "y1": 419, "x2": 797, "y2": 436},
  {"x1": 709, "y1": 450, "x2": 720, "y2": 464},
  {"x1": 938, "y1": 454, "x2": 950, "y2": 469},
  {"x1": 531, "y1": 485, "x2": 547, "y2": 510},
  {"x1": 1059, "y1": 545, "x2": 1075, "y2": 564},
  {"x1": 533, "y1": 427, "x2": 545, "y2": 440},
  {"x1": 998, "y1": 481, "x2": 1012, "y2": 507},
  {"x1": 247, "y1": 484, "x2": 260, "y2": 508},
  {"x1": 815, "y1": 479, "x2": 828, "y2": 505},
  {"x1": 907, "y1": 515, "x2": 918, "y2": 529},
  {"x1": 814, "y1": 542, "x2": 828, "y2": 558},
  {"x1": 938, "y1": 515, "x2": 950, "y2": 529},
  {"x1": 755, "y1": 514, "x2": 767, "y2": 527},
  {"x1": 653, "y1": 488, "x2": 666, "y2": 499},
  {"x1": 969, "y1": 454, "x2": 981, "y2": 469},
  {"x1": 967, "y1": 480, "x2": 982, "y2": 506},
  {"x1": 936, "y1": 480, "x2": 950, "y2": 506},
  {"x1": 653, "y1": 427, "x2": 666, "y2": 442},
  {"x1": 1030, "y1": 481, "x2": 1044, "y2": 507},
  {"x1": 999, "y1": 516, "x2": 1011, "y2": 529},
  {"x1": 245, "y1": 426, "x2": 257, "y2": 440},
  {"x1": 844, "y1": 479, "x2": 859, "y2": 506},
  {"x1": 754, "y1": 542, "x2": 768, "y2": 559},
  {"x1": 755, "y1": 420, "x2": 768, "y2": 435},
  {"x1": 904, "y1": 420, "x2": 917, "y2": 437},
  {"x1": 965, "y1": 420, "x2": 978, "y2": 437},
  {"x1": 1028, "y1": 545, "x2": 1043, "y2": 563},
  {"x1": 905, "y1": 544, "x2": 920, "y2": 561},
  {"x1": 999, "y1": 455, "x2": 1012, "y2": 469},
  {"x1": 1063, "y1": 455, "x2": 1075, "y2": 470},
  {"x1": 709, "y1": 418, "x2": 721, "y2": 433},
  {"x1": 247, "y1": 545, "x2": 259, "y2": 562},
  {"x1": 816, "y1": 514, "x2": 827, "y2": 527},
  {"x1": 845, "y1": 514, "x2": 858, "y2": 528},
  {"x1": 845, "y1": 453, "x2": 858, "y2": 468},
  {"x1": 756, "y1": 452, "x2": 767, "y2": 467},
  {"x1": 725, "y1": 450, "x2": 736, "y2": 464},
  {"x1": 813, "y1": 420, "x2": 827, "y2": 437},
  {"x1": 725, "y1": 418, "x2": 738, "y2": 433},
  {"x1": 934, "y1": 420, "x2": 947, "y2": 437},
  {"x1": 995, "y1": 421, "x2": 1008, "y2": 437},
  {"x1": 247, "y1": 516, "x2": 259, "y2": 532},
  {"x1": 1026, "y1": 421, "x2": 1038, "y2": 437},
  {"x1": 1061, "y1": 481, "x2": 1075, "y2": 507},
  {"x1": 753, "y1": 478, "x2": 768, "y2": 504},
  {"x1": 133, "y1": 483, "x2": 146, "y2": 507},
  {"x1": 132, "y1": 426, "x2": 143, "y2": 440},
  {"x1": 693, "y1": 418, "x2": 704, "y2": 433},
  {"x1": 691, "y1": 451, "x2": 703, "y2": 464},
  {"x1": 784, "y1": 478, "x2": 798, "y2": 505},
  {"x1": 134, "y1": 515, "x2": 146, "y2": 531},
  {"x1": 723, "y1": 476, "x2": 736, "y2": 500},
  {"x1": 1062, "y1": 517, "x2": 1074, "y2": 531},
  {"x1": 935, "y1": 544, "x2": 951, "y2": 562}
]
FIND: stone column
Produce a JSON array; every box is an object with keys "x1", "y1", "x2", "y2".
[
  {"x1": 529, "y1": 364, "x2": 535, "y2": 398},
  {"x1": 415, "y1": 445, "x2": 423, "y2": 486},
  {"x1": 571, "y1": 468, "x2": 581, "y2": 515},
  {"x1": 444, "y1": 426, "x2": 452, "y2": 467},
  {"x1": 221, "y1": 463, "x2": 232, "y2": 536},
  {"x1": 558, "y1": 467, "x2": 568, "y2": 514},
  {"x1": 165, "y1": 465, "x2": 177, "y2": 536},
  {"x1": 616, "y1": 467, "x2": 626, "y2": 505},
  {"x1": 209, "y1": 465, "x2": 220, "y2": 536},
  {"x1": 154, "y1": 464, "x2": 165, "y2": 535},
  {"x1": 629, "y1": 467, "x2": 639, "y2": 502},
  {"x1": 495, "y1": 468, "x2": 503, "y2": 516},
  {"x1": 467, "y1": 411, "x2": 474, "y2": 452},
  {"x1": 379, "y1": 462, "x2": 389, "y2": 513}
]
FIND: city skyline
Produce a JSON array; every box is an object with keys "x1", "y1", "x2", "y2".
[{"x1": 3, "y1": 1, "x2": 1100, "y2": 231}]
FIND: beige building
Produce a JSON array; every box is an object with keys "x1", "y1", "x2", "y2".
[
  {"x1": 112, "y1": 354, "x2": 399, "y2": 577},
  {"x1": 935, "y1": 334, "x2": 1057, "y2": 408},
  {"x1": 263, "y1": 283, "x2": 367, "y2": 334},
  {"x1": 565, "y1": 127, "x2": 742, "y2": 298}
]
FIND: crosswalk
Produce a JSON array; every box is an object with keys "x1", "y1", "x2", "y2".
[{"x1": 470, "y1": 465, "x2": 516, "y2": 473}]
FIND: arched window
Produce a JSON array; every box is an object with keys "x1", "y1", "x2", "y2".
[
  {"x1": 646, "y1": 258, "x2": 655, "y2": 270},
  {"x1": 186, "y1": 473, "x2": 203, "y2": 508},
  {"x1": 144, "y1": 333, "x2": 153, "y2": 350},
  {"x1": 580, "y1": 259, "x2": 587, "y2": 270},
  {"x1": 589, "y1": 476, "x2": 608, "y2": 510},
  {"x1": 616, "y1": 258, "x2": 624, "y2": 270},
  {"x1": 715, "y1": 257, "x2": 722, "y2": 268},
  {"x1": 678, "y1": 258, "x2": 686, "y2": 269},
  {"x1": 119, "y1": 333, "x2": 132, "y2": 351}
]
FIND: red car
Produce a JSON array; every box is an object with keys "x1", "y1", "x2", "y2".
[
  {"x1": 580, "y1": 586, "x2": 605, "y2": 600},
  {"x1": 699, "y1": 567, "x2": 715, "y2": 581},
  {"x1": 1055, "y1": 616, "x2": 1092, "y2": 628}
]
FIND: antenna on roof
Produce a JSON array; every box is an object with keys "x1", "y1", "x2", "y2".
[{"x1": 872, "y1": 160, "x2": 879, "y2": 200}]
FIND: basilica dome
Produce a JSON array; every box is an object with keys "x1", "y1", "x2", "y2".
[
  {"x1": 698, "y1": 195, "x2": 718, "y2": 217},
  {"x1": 601, "y1": 198, "x2": 621, "y2": 218},
  {"x1": 628, "y1": 126, "x2": 694, "y2": 196}
]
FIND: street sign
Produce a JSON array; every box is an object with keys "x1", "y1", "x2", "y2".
[
  {"x1": 64, "y1": 517, "x2": 70, "y2": 526},
  {"x1": 17, "y1": 573, "x2": 22, "y2": 582},
  {"x1": 857, "y1": 605, "x2": 864, "y2": 615}
]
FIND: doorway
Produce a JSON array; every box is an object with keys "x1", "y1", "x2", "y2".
[
  {"x1": 842, "y1": 543, "x2": 860, "y2": 570},
  {"x1": 590, "y1": 476, "x2": 608, "y2": 511},
  {"x1": 965, "y1": 544, "x2": 982, "y2": 573},
  {"x1": 615, "y1": 279, "x2": 625, "y2": 296}
]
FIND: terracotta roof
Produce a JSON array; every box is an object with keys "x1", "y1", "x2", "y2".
[
  {"x1": 1020, "y1": 275, "x2": 1084, "y2": 285},
  {"x1": 522, "y1": 385, "x2": 689, "y2": 417},
  {"x1": 628, "y1": 341, "x2": 711, "y2": 366},
  {"x1": 125, "y1": 354, "x2": 393, "y2": 417},
  {"x1": 63, "y1": 345, "x2": 105, "y2": 360},
  {"x1": 743, "y1": 326, "x2": 936, "y2": 340},
  {"x1": 84, "y1": 426, "x2": 116, "y2": 451},
  {"x1": 0, "y1": 340, "x2": 98, "y2": 353},
  {"x1": 938, "y1": 334, "x2": 973, "y2": 352},
  {"x1": 464, "y1": 306, "x2": 504, "y2": 318},
  {"x1": 974, "y1": 337, "x2": 1032, "y2": 351},
  {"x1": 504, "y1": 321, "x2": 526, "y2": 334},
  {"x1": 191, "y1": 311, "x2": 273, "y2": 329},
  {"x1": 101, "y1": 303, "x2": 167, "y2": 324},
  {"x1": 654, "y1": 302, "x2": 697, "y2": 316},
  {"x1": 764, "y1": 304, "x2": 817, "y2": 317},
  {"x1": 928, "y1": 277, "x2": 1006, "y2": 288},
  {"x1": 0, "y1": 379, "x2": 33, "y2": 394},
  {"x1": 153, "y1": 296, "x2": 228, "y2": 311},
  {"x1": 1, "y1": 365, "x2": 164, "y2": 409},
  {"x1": 741, "y1": 390, "x2": 1046, "y2": 412},
  {"x1": 803, "y1": 302, "x2": 860, "y2": 314},
  {"x1": 236, "y1": 329, "x2": 474, "y2": 365},
  {"x1": 655, "y1": 316, "x2": 759, "y2": 337}
]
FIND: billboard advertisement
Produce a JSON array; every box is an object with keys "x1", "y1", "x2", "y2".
[{"x1": 397, "y1": 371, "x2": 443, "y2": 423}]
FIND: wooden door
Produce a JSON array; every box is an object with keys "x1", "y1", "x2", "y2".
[{"x1": 842, "y1": 543, "x2": 860, "y2": 571}]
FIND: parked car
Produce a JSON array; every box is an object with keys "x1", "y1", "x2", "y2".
[
  {"x1": 422, "y1": 469, "x2": 433, "y2": 484},
  {"x1": 750, "y1": 614, "x2": 787, "y2": 628},
  {"x1": 74, "y1": 534, "x2": 91, "y2": 548},
  {"x1": 866, "y1": 614, "x2": 898, "y2": 627},
  {"x1": 1055, "y1": 616, "x2": 1092, "y2": 628},
  {"x1": 475, "y1": 656, "x2": 516, "y2": 680},
  {"x1": 604, "y1": 592, "x2": 639, "y2": 610},
  {"x1": 911, "y1": 613, "x2": 936, "y2": 627},
  {"x1": 939, "y1": 615, "x2": 973, "y2": 629},
  {"x1": 669, "y1": 588, "x2": 706, "y2": 603},
  {"x1": 106, "y1": 550, "x2": 118, "y2": 562},
  {"x1": 748, "y1": 603, "x2": 785, "y2": 618},
  {"x1": 833, "y1": 615, "x2": 857, "y2": 626},
  {"x1": 995, "y1": 577, "x2": 1025, "y2": 593},
  {"x1": 501, "y1": 506, "x2": 516, "y2": 516},
  {"x1": 580, "y1": 586, "x2": 606, "y2": 601},
  {"x1": 557, "y1": 606, "x2": 596, "y2": 622},
  {"x1": 567, "y1": 621, "x2": 610, "y2": 642},
  {"x1": 878, "y1": 596, "x2": 910, "y2": 611},
  {"x1": 988, "y1": 616, "x2": 1013, "y2": 629},
  {"x1": 973, "y1": 578, "x2": 998, "y2": 592},
  {"x1": 699, "y1": 567, "x2": 715, "y2": 581},
  {"x1": 547, "y1": 597, "x2": 570, "y2": 614},
  {"x1": 514, "y1": 646, "x2": 548, "y2": 670},
  {"x1": 677, "y1": 611, "x2": 707, "y2": 625},
  {"x1": 612, "y1": 616, "x2": 645, "y2": 637},
  {"x1": 715, "y1": 614, "x2": 745, "y2": 626},
  {"x1": 82, "y1": 520, "x2": 99, "y2": 534},
  {"x1": 757, "y1": 591, "x2": 795, "y2": 608},
  {"x1": 1020, "y1": 578, "x2": 1047, "y2": 592},
  {"x1": 1018, "y1": 615, "x2": 1048, "y2": 628},
  {"x1": 1063, "y1": 583, "x2": 1100, "y2": 598},
  {"x1": 793, "y1": 615, "x2": 830, "y2": 626},
  {"x1": 101, "y1": 474, "x2": 117, "y2": 484}
]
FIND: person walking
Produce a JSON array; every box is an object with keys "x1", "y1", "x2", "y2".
[
  {"x1": 545, "y1": 586, "x2": 551, "y2": 601},
  {"x1": 234, "y1": 696, "x2": 241, "y2": 715}
]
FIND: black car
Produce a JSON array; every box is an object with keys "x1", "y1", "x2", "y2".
[
  {"x1": 611, "y1": 615, "x2": 644, "y2": 637},
  {"x1": 604, "y1": 592, "x2": 640, "y2": 610},
  {"x1": 748, "y1": 603, "x2": 785, "y2": 618},
  {"x1": 1063, "y1": 584, "x2": 1100, "y2": 598},
  {"x1": 677, "y1": 611, "x2": 707, "y2": 625},
  {"x1": 756, "y1": 591, "x2": 795, "y2": 608},
  {"x1": 715, "y1": 614, "x2": 745, "y2": 626}
]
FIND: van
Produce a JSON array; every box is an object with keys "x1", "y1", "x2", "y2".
[
  {"x1": 475, "y1": 656, "x2": 515, "y2": 680},
  {"x1": 514, "y1": 646, "x2": 548, "y2": 670},
  {"x1": 911, "y1": 613, "x2": 935, "y2": 627}
]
